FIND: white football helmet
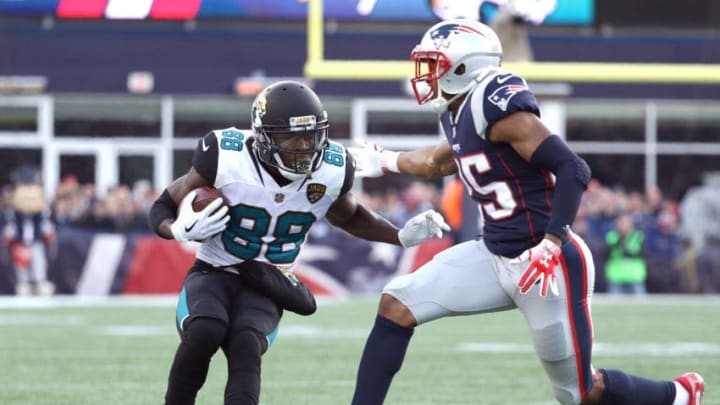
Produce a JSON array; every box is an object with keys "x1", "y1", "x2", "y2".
[{"x1": 411, "y1": 19, "x2": 502, "y2": 111}]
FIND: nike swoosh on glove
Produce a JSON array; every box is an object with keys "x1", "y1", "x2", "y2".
[
  {"x1": 398, "y1": 209, "x2": 450, "y2": 248},
  {"x1": 347, "y1": 140, "x2": 400, "y2": 178},
  {"x1": 170, "y1": 190, "x2": 230, "y2": 242},
  {"x1": 512, "y1": 238, "x2": 562, "y2": 297}
]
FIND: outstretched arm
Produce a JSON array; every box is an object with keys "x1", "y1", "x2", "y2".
[
  {"x1": 397, "y1": 142, "x2": 458, "y2": 178},
  {"x1": 326, "y1": 191, "x2": 401, "y2": 245},
  {"x1": 350, "y1": 141, "x2": 457, "y2": 179},
  {"x1": 327, "y1": 191, "x2": 449, "y2": 247}
]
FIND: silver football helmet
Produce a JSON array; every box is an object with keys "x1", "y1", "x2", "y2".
[{"x1": 410, "y1": 19, "x2": 502, "y2": 112}]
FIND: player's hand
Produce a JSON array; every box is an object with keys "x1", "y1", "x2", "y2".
[
  {"x1": 170, "y1": 190, "x2": 230, "y2": 242},
  {"x1": 347, "y1": 141, "x2": 400, "y2": 178},
  {"x1": 398, "y1": 209, "x2": 450, "y2": 248},
  {"x1": 512, "y1": 238, "x2": 562, "y2": 297}
]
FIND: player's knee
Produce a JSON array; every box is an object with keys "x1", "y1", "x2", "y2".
[
  {"x1": 226, "y1": 328, "x2": 264, "y2": 362},
  {"x1": 552, "y1": 387, "x2": 580, "y2": 405},
  {"x1": 555, "y1": 370, "x2": 603, "y2": 405},
  {"x1": 533, "y1": 322, "x2": 573, "y2": 362},
  {"x1": 182, "y1": 317, "x2": 227, "y2": 356},
  {"x1": 377, "y1": 293, "x2": 416, "y2": 328},
  {"x1": 223, "y1": 329, "x2": 264, "y2": 405}
]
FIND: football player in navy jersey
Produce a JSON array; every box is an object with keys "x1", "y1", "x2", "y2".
[
  {"x1": 148, "y1": 81, "x2": 449, "y2": 405},
  {"x1": 349, "y1": 20, "x2": 704, "y2": 405}
]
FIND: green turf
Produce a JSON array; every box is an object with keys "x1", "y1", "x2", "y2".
[{"x1": 0, "y1": 295, "x2": 717, "y2": 404}]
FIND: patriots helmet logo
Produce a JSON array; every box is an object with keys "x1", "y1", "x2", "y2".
[
  {"x1": 488, "y1": 84, "x2": 527, "y2": 112},
  {"x1": 429, "y1": 23, "x2": 485, "y2": 49}
]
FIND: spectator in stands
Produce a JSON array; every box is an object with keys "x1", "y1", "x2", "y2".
[
  {"x1": 2, "y1": 166, "x2": 55, "y2": 296},
  {"x1": 644, "y1": 206, "x2": 683, "y2": 293},
  {"x1": 132, "y1": 179, "x2": 157, "y2": 215},
  {"x1": 680, "y1": 171, "x2": 720, "y2": 293},
  {"x1": 605, "y1": 213, "x2": 647, "y2": 295}
]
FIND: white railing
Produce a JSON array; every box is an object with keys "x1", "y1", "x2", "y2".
[{"x1": 1, "y1": 94, "x2": 719, "y2": 197}]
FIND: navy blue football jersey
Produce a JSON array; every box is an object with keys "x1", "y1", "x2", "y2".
[
  {"x1": 440, "y1": 70, "x2": 555, "y2": 258},
  {"x1": 4, "y1": 210, "x2": 48, "y2": 244}
]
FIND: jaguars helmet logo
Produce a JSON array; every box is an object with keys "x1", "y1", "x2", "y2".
[{"x1": 252, "y1": 93, "x2": 267, "y2": 128}]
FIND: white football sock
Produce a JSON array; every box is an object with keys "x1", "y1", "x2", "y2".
[{"x1": 672, "y1": 381, "x2": 689, "y2": 405}]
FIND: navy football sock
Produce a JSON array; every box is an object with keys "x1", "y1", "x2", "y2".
[
  {"x1": 599, "y1": 369, "x2": 676, "y2": 405},
  {"x1": 351, "y1": 315, "x2": 414, "y2": 405}
]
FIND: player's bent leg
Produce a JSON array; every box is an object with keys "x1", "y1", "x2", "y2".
[
  {"x1": 165, "y1": 317, "x2": 228, "y2": 405},
  {"x1": 222, "y1": 328, "x2": 266, "y2": 405},
  {"x1": 378, "y1": 292, "x2": 417, "y2": 328},
  {"x1": 351, "y1": 293, "x2": 415, "y2": 405},
  {"x1": 353, "y1": 241, "x2": 511, "y2": 405},
  {"x1": 592, "y1": 369, "x2": 676, "y2": 405},
  {"x1": 513, "y1": 233, "x2": 596, "y2": 404},
  {"x1": 583, "y1": 370, "x2": 703, "y2": 405},
  {"x1": 231, "y1": 260, "x2": 317, "y2": 316}
]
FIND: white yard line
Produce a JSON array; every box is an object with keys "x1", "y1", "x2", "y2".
[
  {"x1": 457, "y1": 342, "x2": 720, "y2": 356},
  {"x1": 0, "y1": 293, "x2": 717, "y2": 309}
]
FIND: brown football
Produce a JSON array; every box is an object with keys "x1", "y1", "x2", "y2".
[{"x1": 191, "y1": 186, "x2": 226, "y2": 212}]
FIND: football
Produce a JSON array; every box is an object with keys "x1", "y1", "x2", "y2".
[{"x1": 191, "y1": 186, "x2": 226, "y2": 212}]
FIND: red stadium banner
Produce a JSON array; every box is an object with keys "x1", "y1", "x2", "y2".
[
  {"x1": 124, "y1": 236, "x2": 195, "y2": 294},
  {"x1": 149, "y1": 0, "x2": 202, "y2": 20},
  {"x1": 0, "y1": 226, "x2": 451, "y2": 296},
  {"x1": 56, "y1": 0, "x2": 108, "y2": 18}
]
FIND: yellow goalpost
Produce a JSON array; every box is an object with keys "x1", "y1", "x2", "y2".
[{"x1": 303, "y1": 0, "x2": 720, "y2": 84}]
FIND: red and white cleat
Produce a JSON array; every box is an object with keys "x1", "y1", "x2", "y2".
[{"x1": 675, "y1": 372, "x2": 705, "y2": 405}]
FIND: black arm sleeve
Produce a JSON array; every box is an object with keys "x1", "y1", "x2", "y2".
[
  {"x1": 192, "y1": 132, "x2": 219, "y2": 185},
  {"x1": 148, "y1": 189, "x2": 177, "y2": 238},
  {"x1": 339, "y1": 152, "x2": 356, "y2": 198},
  {"x1": 530, "y1": 135, "x2": 591, "y2": 239}
]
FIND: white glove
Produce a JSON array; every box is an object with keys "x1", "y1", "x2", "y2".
[
  {"x1": 347, "y1": 141, "x2": 400, "y2": 178},
  {"x1": 170, "y1": 190, "x2": 230, "y2": 242},
  {"x1": 398, "y1": 209, "x2": 450, "y2": 248}
]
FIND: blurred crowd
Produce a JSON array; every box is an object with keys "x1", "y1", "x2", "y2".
[
  {"x1": 2, "y1": 168, "x2": 719, "y2": 295},
  {"x1": 49, "y1": 175, "x2": 157, "y2": 232},
  {"x1": 355, "y1": 177, "x2": 720, "y2": 295}
]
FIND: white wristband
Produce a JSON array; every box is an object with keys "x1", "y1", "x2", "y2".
[{"x1": 383, "y1": 151, "x2": 400, "y2": 173}]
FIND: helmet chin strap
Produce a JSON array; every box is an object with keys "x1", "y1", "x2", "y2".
[
  {"x1": 432, "y1": 67, "x2": 499, "y2": 113},
  {"x1": 273, "y1": 154, "x2": 313, "y2": 181},
  {"x1": 430, "y1": 92, "x2": 460, "y2": 113}
]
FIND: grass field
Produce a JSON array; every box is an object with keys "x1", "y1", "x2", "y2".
[{"x1": 1, "y1": 295, "x2": 718, "y2": 405}]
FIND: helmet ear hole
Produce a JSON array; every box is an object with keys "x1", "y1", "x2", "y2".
[{"x1": 454, "y1": 64, "x2": 466, "y2": 75}]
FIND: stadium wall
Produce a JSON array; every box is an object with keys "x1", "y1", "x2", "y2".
[
  {"x1": 1, "y1": 24, "x2": 720, "y2": 98},
  {"x1": 0, "y1": 225, "x2": 451, "y2": 296}
]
